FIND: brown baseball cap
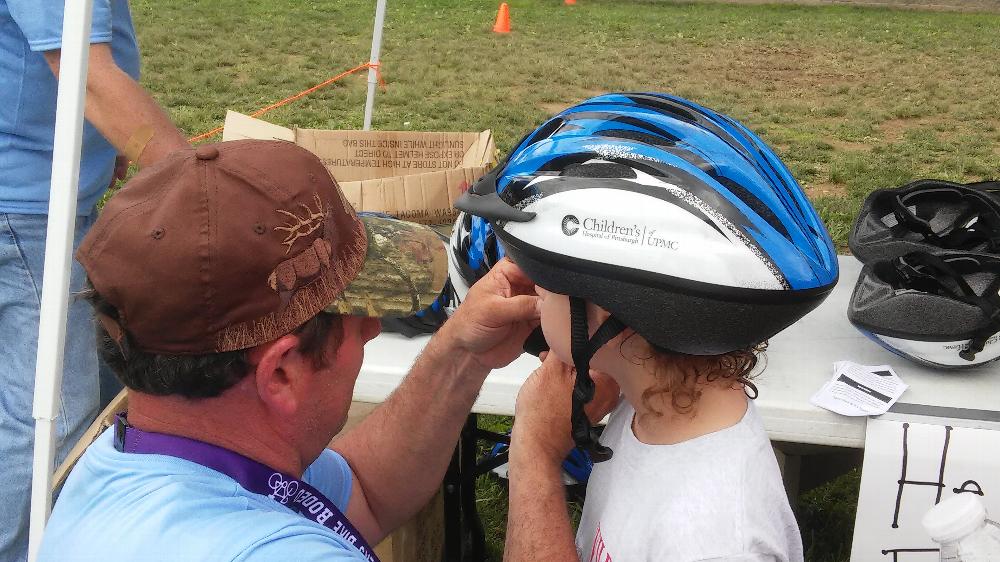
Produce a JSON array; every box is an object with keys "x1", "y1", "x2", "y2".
[{"x1": 77, "y1": 140, "x2": 448, "y2": 354}]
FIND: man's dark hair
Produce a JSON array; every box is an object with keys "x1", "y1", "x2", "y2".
[{"x1": 83, "y1": 284, "x2": 343, "y2": 399}]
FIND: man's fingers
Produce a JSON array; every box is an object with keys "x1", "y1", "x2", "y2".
[
  {"x1": 486, "y1": 294, "x2": 541, "y2": 326},
  {"x1": 491, "y1": 258, "x2": 536, "y2": 294},
  {"x1": 539, "y1": 353, "x2": 575, "y2": 385}
]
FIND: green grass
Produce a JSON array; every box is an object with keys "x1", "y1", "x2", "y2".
[
  {"x1": 129, "y1": 1, "x2": 994, "y2": 558},
  {"x1": 132, "y1": 0, "x2": 1000, "y2": 251},
  {"x1": 475, "y1": 415, "x2": 588, "y2": 561},
  {"x1": 475, "y1": 415, "x2": 512, "y2": 560}
]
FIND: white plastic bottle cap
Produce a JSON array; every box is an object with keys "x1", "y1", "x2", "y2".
[{"x1": 922, "y1": 494, "x2": 988, "y2": 543}]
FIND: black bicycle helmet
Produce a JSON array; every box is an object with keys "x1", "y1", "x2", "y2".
[
  {"x1": 849, "y1": 251, "x2": 1000, "y2": 368},
  {"x1": 850, "y1": 179, "x2": 1000, "y2": 262}
]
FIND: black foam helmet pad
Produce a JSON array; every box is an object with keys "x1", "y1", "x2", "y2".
[{"x1": 504, "y1": 240, "x2": 832, "y2": 357}]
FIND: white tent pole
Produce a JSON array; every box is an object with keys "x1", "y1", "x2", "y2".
[
  {"x1": 362, "y1": 0, "x2": 387, "y2": 131},
  {"x1": 28, "y1": 0, "x2": 95, "y2": 559}
]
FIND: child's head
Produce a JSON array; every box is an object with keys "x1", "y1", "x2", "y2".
[{"x1": 537, "y1": 285, "x2": 763, "y2": 415}]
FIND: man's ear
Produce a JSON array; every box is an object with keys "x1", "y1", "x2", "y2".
[{"x1": 249, "y1": 334, "x2": 303, "y2": 417}]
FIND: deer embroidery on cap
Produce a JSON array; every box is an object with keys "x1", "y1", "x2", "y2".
[
  {"x1": 275, "y1": 194, "x2": 327, "y2": 255},
  {"x1": 268, "y1": 194, "x2": 336, "y2": 296}
]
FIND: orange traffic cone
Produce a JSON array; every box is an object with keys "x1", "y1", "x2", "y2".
[
  {"x1": 493, "y1": 3, "x2": 511, "y2": 34},
  {"x1": 565, "y1": 0, "x2": 577, "y2": 4}
]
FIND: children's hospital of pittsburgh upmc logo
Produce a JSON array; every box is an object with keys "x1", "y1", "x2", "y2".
[
  {"x1": 562, "y1": 215, "x2": 580, "y2": 236},
  {"x1": 559, "y1": 214, "x2": 681, "y2": 250}
]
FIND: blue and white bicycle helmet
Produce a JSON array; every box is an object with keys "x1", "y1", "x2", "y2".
[
  {"x1": 457, "y1": 92, "x2": 839, "y2": 459},
  {"x1": 448, "y1": 210, "x2": 506, "y2": 304}
]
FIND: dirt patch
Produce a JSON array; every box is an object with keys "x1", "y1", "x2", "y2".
[
  {"x1": 579, "y1": 88, "x2": 611, "y2": 99},
  {"x1": 689, "y1": 45, "x2": 862, "y2": 95},
  {"x1": 710, "y1": 0, "x2": 1000, "y2": 13},
  {"x1": 879, "y1": 118, "x2": 912, "y2": 142},
  {"x1": 805, "y1": 182, "x2": 849, "y2": 198},
  {"x1": 877, "y1": 117, "x2": 942, "y2": 142},
  {"x1": 820, "y1": 0, "x2": 1000, "y2": 11},
  {"x1": 540, "y1": 101, "x2": 570, "y2": 115}
]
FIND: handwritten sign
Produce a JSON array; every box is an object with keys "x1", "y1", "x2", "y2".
[{"x1": 851, "y1": 412, "x2": 1000, "y2": 561}]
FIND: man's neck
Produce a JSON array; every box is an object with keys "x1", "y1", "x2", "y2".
[
  {"x1": 615, "y1": 362, "x2": 748, "y2": 446},
  {"x1": 126, "y1": 390, "x2": 308, "y2": 476}
]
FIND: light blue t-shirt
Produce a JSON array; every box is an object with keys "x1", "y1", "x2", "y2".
[
  {"x1": 0, "y1": 0, "x2": 140, "y2": 215},
  {"x1": 38, "y1": 428, "x2": 370, "y2": 561}
]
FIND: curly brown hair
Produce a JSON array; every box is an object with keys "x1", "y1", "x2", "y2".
[{"x1": 623, "y1": 335, "x2": 767, "y2": 416}]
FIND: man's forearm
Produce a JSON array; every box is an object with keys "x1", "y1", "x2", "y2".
[
  {"x1": 84, "y1": 67, "x2": 187, "y2": 166},
  {"x1": 333, "y1": 329, "x2": 490, "y2": 535},
  {"x1": 504, "y1": 450, "x2": 578, "y2": 561},
  {"x1": 46, "y1": 45, "x2": 188, "y2": 167}
]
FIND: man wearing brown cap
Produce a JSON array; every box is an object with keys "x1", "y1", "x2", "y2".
[{"x1": 36, "y1": 140, "x2": 541, "y2": 561}]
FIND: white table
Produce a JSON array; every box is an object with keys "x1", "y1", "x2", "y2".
[{"x1": 355, "y1": 255, "x2": 1000, "y2": 449}]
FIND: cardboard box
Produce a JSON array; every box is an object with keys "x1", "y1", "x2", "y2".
[{"x1": 223, "y1": 111, "x2": 497, "y2": 224}]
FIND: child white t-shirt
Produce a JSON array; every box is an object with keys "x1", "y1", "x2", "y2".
[{"x1": 575, "y1": 399, "x2": 804, "y2": 562}]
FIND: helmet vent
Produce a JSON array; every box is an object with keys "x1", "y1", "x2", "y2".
[
  {"x1": 598, "y1": 128, "x2": 677, "y2": 148},
  {"x1": 561, "y1": 162, "x2": 636, "y2": 179},
  {"x1": 624, "y1": 94, "x2": 698, "y2": 122},
  {"x1": 524, "y1": 118, "x2": 565, "y2": 148},
  {"x1": 715, "y1": 176, "x2": 792, "y2": 242}
]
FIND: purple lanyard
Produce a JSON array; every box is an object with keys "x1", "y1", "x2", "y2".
[{"x1": 114, "y1": 415, "x2": 379, "y2": 562}]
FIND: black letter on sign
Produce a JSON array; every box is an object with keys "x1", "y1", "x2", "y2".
[
  {"x1": 892, "y1": 423, "x2": 953, "y2": 528},
  {"x1": 953, "y1": 480, "x2": 985, "y2": 496},
  {"x1": 881, "y1": 548, "x2": 940, "y2": 561}
]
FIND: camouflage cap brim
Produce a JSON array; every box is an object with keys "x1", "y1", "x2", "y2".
[{"x1": 325, "y1": 215, "x2": 448, "y2": 317}]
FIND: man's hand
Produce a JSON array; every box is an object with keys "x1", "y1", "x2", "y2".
[
  {"x1": 337, "y1": 259, "x2": 539, "y2": 541},
  {"x1": 439, "y1": 258, "x2": 541, "y2": 370},
  {"x1": 511, "y1": 353, "x2": 620, "y2": 465},
  {"x1": 504, "y1": 352, "x2": 619, "y2": 562},
  {"x1": 109, "y1": 154, "x2": 129, "y2": 190}
]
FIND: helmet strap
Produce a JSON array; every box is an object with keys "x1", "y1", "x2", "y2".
[
  {"x1": 569, "y1": 296, "x2": 625, "y2": 463},
  {"x1": 893, "y1": 253, "x2": 1000, "y2": 362},
  {"x1": 961, "y1": 274, "x2": 1000, "y2": 362},
  {"x1": 886, "y1": 189, "x2": 1000, "y2": 253}
]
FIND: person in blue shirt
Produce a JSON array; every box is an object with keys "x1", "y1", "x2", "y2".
[
  {"x1": 0, "y1": 1, "x2": 187, "y2": 559},
  {"x1": 38, "y1": 139, "x2": 542, "y2": 561}
]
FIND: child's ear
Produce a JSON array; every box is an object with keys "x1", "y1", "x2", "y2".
[
  {"x1": 587, "y1": 301, "x2": 612, "y2": 328},
  {"x1": 609, "y1": 327, "x2": 645, "y2": 362}
]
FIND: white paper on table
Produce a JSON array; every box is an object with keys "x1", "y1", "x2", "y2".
[
  {"x1": 810, "y1": 381, "x2": 869, "y2": 416},
  {"x1": 809, "y1": 361, "x2": 908, "y2": 416}
]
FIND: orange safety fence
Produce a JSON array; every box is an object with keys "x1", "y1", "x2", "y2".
[{"x1": 187, "y1": 61, "x2": 386, "y2": 144}]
